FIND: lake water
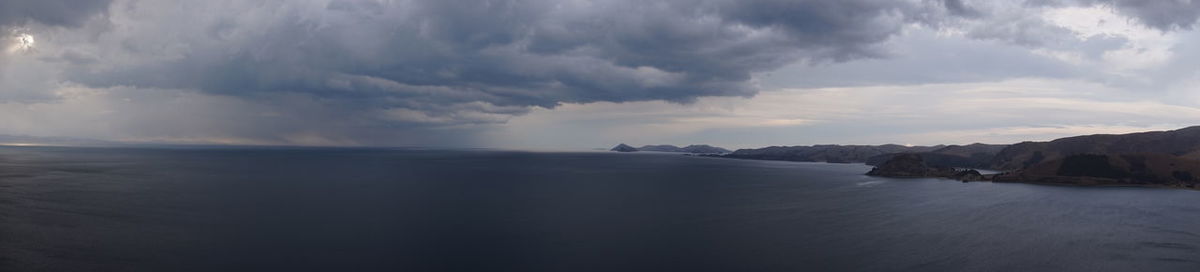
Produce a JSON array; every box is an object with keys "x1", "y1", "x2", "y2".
[{"x1": 1, "y1": 146, "x2": 1198, "y2": 271}]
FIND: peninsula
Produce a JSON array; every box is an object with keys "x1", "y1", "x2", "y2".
[
  {"x1": 866, "y1": 126, "x2": 1200, "y2": 189},
  {"x1": 614, "y1": 125, "x2": 1200, "y2": 190}
]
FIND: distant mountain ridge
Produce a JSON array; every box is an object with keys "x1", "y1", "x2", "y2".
[
  {"x1": 638, "y1": 144, "x2": 731, "y2": 154},
  {"x1": 722, "y1": 144, "x2": 945, "y2": 163},
  {"x1": 866, "y1": 143, "x2": 1009, "y2": 168},
  {"x1": 857, "y1": 126, "x2": 1200, "y2": 189},
  {"x1": 609, "y1": 144, "x2": 731, "y2": 154},
  {"x1": 613, "y1": 125, "x2": 1200, "y2": 190}
]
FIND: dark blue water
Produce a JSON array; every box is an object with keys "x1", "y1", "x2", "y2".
[{"x1": 1, "y1": 146, "x2": 1199, "y2": 271}]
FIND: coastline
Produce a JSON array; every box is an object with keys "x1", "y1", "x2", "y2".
[{"x1": 872, "y1": 173, "x2": 1200, "y2": 191}]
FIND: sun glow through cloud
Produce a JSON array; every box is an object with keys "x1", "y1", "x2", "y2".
[{"x1": 4, "y1": 32, "x2": 34, "y2": 54}]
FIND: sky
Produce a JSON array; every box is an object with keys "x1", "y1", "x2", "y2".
[{"x1": 2, "y1": 0, "x2": 1200, "y2": 150}]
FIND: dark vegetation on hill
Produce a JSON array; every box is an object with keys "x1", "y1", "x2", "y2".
[{"x1": 866, "y1": 154, "x2": 988, "y2": 181}]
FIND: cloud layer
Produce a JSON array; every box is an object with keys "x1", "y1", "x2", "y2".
[
  {"x1": 65, "y1": 0, "x2": 959, "y2": 120},
  {"x1": 2, "y1": 0, "x2": 1200, "y2": 147}
]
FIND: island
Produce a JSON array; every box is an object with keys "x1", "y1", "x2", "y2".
[{"x1": 610, "y1": 143, "x2": 638, "y2": 152}]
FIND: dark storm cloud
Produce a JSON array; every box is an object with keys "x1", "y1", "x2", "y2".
[
  {"x1": 6, "y1": 0, "x2": 1198, "y2": 147},
  {"x1": 0, "y1": 0, "x2": 111, "y2": 27},
  {"x1": 67, "y1": 0, "x2": 968, "y2": 125}
]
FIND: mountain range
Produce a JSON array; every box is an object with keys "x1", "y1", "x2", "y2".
[
  {"x1": 721, "y1": 144, "x2": 946, "y2": 163},
  {"x1": 608, "y1": 126, "x2": 1200, "y2": 189},
  {"x1": 609, "y1": 144, "x2": 731, "y2": 154},
  {"x1": 865, "y1": 143, "x2": 1009, "y2": 169},
  {"x1": 716, "y1": 126, "x2": 1200, "y2": 169},
  {"x1": 862, "y1": 126, "x2": 1200, "y2": 189}
]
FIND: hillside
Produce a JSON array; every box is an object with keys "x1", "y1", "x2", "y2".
[
  {"x1": 866, "y1": 153, "x2": 988, "y2": 181},
  {"x1": 993, "y1": 153, "x2": 1200, "y2": 188},
  {"x1": 866, "y1": 143, "x2": 1008, "y2": 168},
  {"x1": 990, "y1": 126, "x2": 1200, "y2": 170}
]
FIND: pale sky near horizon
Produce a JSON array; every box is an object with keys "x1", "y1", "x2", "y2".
[{"x1": 2, "y1": 0, "x2": 1200, "y2": 150}]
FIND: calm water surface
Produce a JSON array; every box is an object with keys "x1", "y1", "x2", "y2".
[{"x1": 1, "y1": 146, "x2": 1198, "y2": 271}]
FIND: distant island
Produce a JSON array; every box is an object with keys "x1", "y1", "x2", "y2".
[
  {"x1": 609, "y1": 144, "x2": 731, "y2": 154},
  {"x1": 613, "y1": 126, "x2": 1200, "y2": 190},
  {"x1": 611, "y1": 143, "x2": 639, "y2": 152}
]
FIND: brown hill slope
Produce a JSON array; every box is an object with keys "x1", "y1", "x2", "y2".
[
  {"x1": 990, "y1": 126, "x2": 1200, "y2": 170},
  {"x1": 993, "y1": 153, "x2": 1200, "y2": 188}
]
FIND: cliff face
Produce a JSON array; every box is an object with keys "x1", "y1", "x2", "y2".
[
  {"x1": 990, "y1": 126, "x2": 1200, "y2": 170},
  {"x1": 993, "y1": 153, "x2": 1200, "y2": 188},
  {"x1": 724, "y1": 144, "x2": 944, "y2": 163}
]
